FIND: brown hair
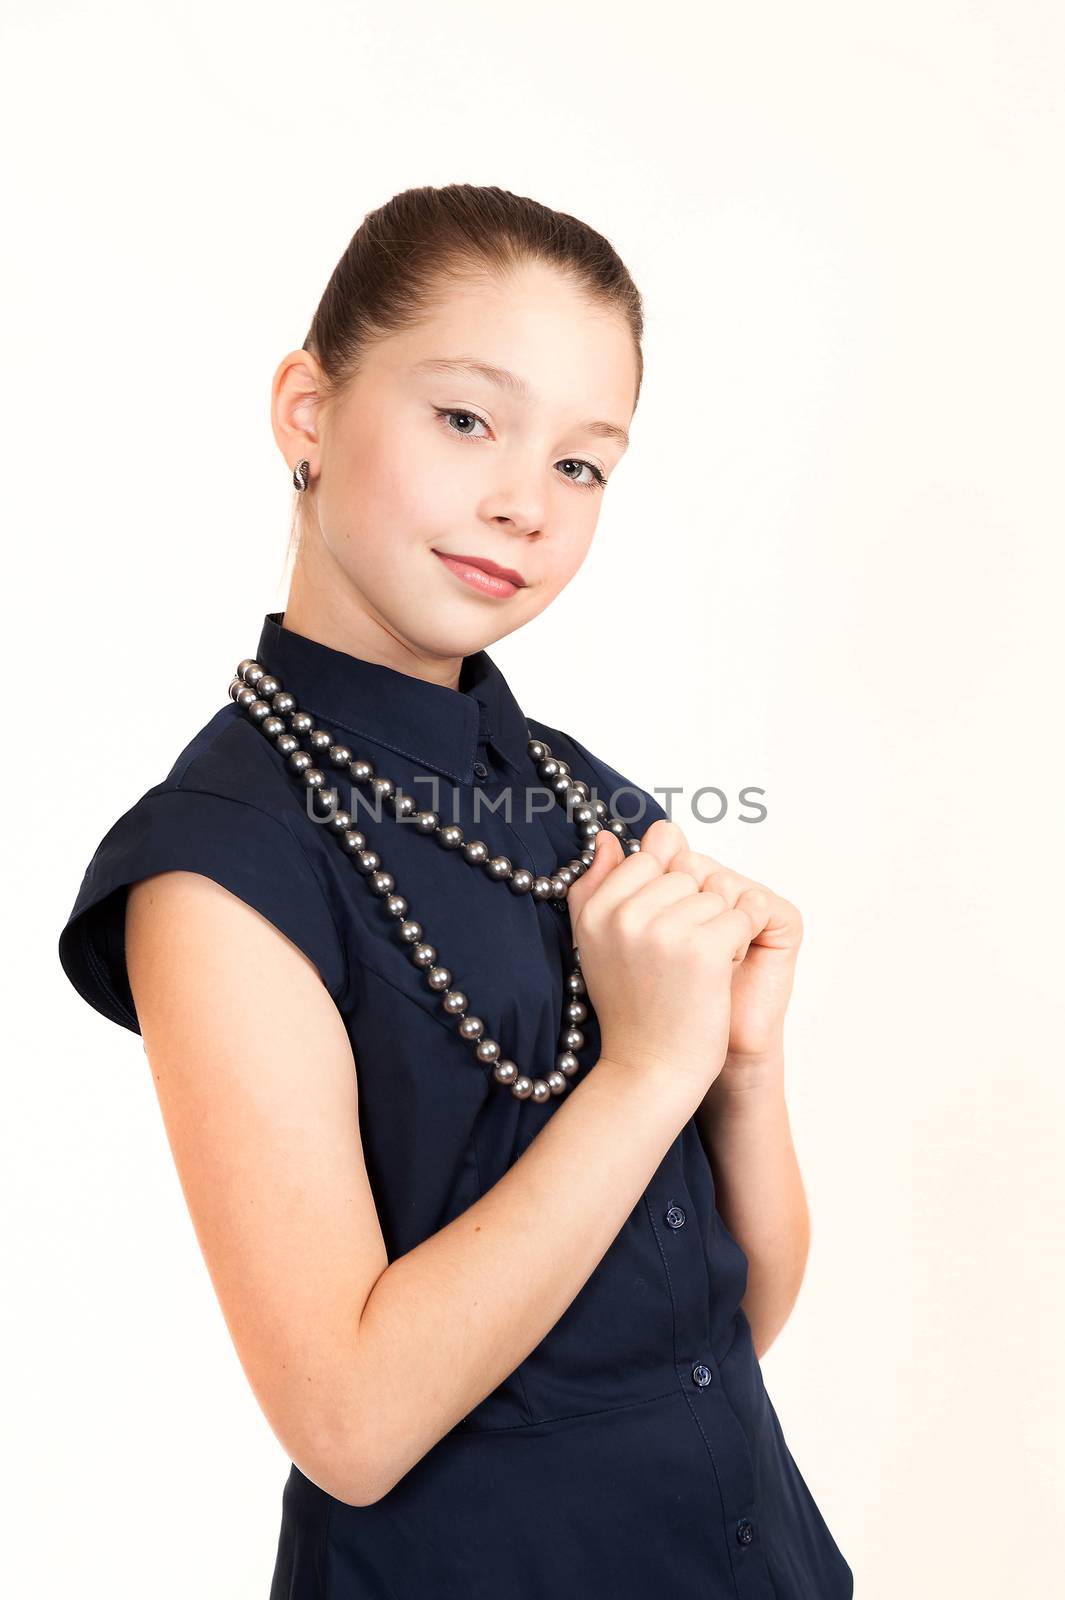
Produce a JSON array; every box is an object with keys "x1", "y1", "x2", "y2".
[{"x1": 284, "y1": 183, "x2": 645, "y2": 566}]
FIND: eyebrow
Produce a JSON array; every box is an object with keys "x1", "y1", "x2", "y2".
[{"x1": 410, "y1": 356, "x2": 630, "y2": 449}]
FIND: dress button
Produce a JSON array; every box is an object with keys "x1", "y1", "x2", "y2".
[
  {"x1": 735, "y1": 1518, "x2": 755, "y2": 1546},
  {"x1": 691, "y1": 1363, "x2": 712, "y2": 1388},
  {"x1": 473, "y1": 760, "x2": 488, "y2": 779},
  {"x1": 665, "y1": 1204, "x2": 686, "y2": 1229}
]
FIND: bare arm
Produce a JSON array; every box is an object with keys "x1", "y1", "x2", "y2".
[
  {"x1": 694, "y1": 1052, "x2": 811, "y2": 1360},
  {"x1": 126, "y1": 870, "x2": 704, "y2": 1509}
]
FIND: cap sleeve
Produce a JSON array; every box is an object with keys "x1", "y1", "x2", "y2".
[{"x1": 58, "y1": 787, "x2": 349, "y2": 1036}]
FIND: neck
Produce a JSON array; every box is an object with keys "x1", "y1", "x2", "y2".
[{"x1": 284, "y1": 545, "x2": 465, "y2": 691}]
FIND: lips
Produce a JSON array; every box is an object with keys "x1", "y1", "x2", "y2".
[{"x1": 433, "y1": 550, "x2": 526, "y2": 587}]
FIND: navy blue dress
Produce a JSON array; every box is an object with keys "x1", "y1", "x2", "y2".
[{"x1": 58, "y1": 610, "x2": 854, "y2": 1599}]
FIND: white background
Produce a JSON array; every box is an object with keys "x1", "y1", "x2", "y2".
[{"x1": 4, "y1": 1, "x2": 1063, "y2": 1593}]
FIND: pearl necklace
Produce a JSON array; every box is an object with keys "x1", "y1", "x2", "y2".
[{"x1": 229, "y1": 657, "x2": 641, "y2": 1105}]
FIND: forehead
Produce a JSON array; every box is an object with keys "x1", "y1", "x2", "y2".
[{"x1": 374, "y1": 265, "x2": 637, "y2": 420}]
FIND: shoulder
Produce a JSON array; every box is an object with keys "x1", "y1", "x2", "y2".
[
  {"x1": 58, "y1": 704, "x2": 350, "y2": 1036},
  {"x1": 524, "y1": 715, "x2": 669, "y2": 842}
]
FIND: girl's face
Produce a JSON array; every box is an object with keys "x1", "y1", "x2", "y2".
[{"x1": 276, "y1": 260, "x2": 638, "y2": 678}]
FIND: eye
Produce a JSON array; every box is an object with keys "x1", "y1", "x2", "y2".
[
  {"x1": 556, "y1": 458, "x2": 608, "y2": 492},
  {"x1": 437, "y1": 407, "x2": 490, "y2": 440},
  {"x1": 433, "y1": 408, "x2": 608, "y2": 492}
]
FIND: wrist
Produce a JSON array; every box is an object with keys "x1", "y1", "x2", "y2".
[
  {"x1": 596, "y1": 1050, "x2": 711, "y2": 1117},
  {"x1": 714, "y1": 1047, "x2": 787, "y2": 1097}
]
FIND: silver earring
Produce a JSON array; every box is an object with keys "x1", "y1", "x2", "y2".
[{"x1": 292, "y1": 458, "x2": 310, "y2": 491}]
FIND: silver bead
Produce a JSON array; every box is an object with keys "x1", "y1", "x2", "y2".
[
  {"x1": 225, "y1": 646, "x2": 601, "y2": 1111},
  {"x1": 311, "y1": 785, "x2": 339, "y2": 817}
]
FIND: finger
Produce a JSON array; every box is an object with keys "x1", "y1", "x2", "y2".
[
  {"x1": 634, "y1": 817, "x2": 690, "y2": 873},
  {"x1": 566, "y1": 829, "x2": 624, "y2": 924},
  {"x1": 569, "y1": 832, "x2": 665, "y2": 934},
  {"x1": 652, "y1": 884, "x2": 773, "y2": 945},
  {"x1": 669, "y1": 850, "x2": 752, "y2": 896},
  {"x1": 735, "y1": 886, "x2": 803, "y2": 950},
  {"x1": 616, "y1": 869, "x2": 705, "y2": 919},
  {"x1": 669, "y1": 854, "x2": 787, "y2": 938}
]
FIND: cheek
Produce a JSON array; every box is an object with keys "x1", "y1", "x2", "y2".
[{"x1": 532, "y1": 523, "x2": 597, "y2": 607}]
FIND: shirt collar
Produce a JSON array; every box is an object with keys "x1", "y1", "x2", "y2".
[{"x1": 253, "y1": 611, "x2": 533, "y2": 784}]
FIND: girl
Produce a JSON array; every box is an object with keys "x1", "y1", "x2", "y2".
[{"x1": 58, "y1": 183, "x2": 853, "y2": 1598}]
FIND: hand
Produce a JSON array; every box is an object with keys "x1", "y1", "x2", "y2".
[
  {"x1": 636, "y1": 821, "x2": 803, "y2": 1078},
  {"x1": 566, "y1": 822, "x2": 770, "y2": 1101}
]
